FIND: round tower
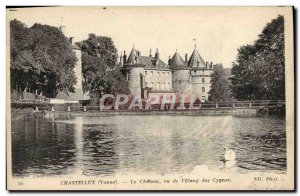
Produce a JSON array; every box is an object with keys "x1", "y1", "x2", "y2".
[
  {"x1": 188, "y1": 47, "x2": 211, "y2": 101},
  {"x1": 122, "y1": 46, "x2": 145, "y2": 97},
  {"x1": 169, "y1": 51, "x2": 191, "y2": 94}
]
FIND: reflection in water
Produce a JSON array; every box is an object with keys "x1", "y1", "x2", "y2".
[
  {"x1": 12, "y1": 119, "x2": 77, "y2": 177},
  {"x1": 12, "y1": 115, "x2": 286, "y2": 177}
]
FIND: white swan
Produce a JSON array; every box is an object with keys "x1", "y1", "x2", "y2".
[{"x1": 224, "y1": 147, "x2": 236, "y2": 161}]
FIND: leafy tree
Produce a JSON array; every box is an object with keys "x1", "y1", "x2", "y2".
[
  {"x1": 231, "y1": 15, "x2": 285, "y2": 100},
  {"x1": 231, "y1": 45, "x2": 259, "y2": 100},
  {"x1": 10, "y1": 19, "x2": 77, "y2": 98},
  {"x1": 76, "y1": 34, "x2": 129, "y2": 101},
  {"x1": 208, "y1": 64, "x2": 233, "y2": 102}
]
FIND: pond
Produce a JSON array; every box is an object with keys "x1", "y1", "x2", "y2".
[{"x1": 11, "y1": 115, "x2": 286, "y2": 177}]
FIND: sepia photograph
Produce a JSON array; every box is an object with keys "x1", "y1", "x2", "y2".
[{"x1": 6, "y1": 6, "x2": 294, "y2": 191}]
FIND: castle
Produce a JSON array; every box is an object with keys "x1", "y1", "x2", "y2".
[{"x1": 120, "y1": 45, "x2": 214, "y2": 102}]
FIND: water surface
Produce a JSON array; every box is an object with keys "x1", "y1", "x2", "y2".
[{"x1": 12, "y1": 115, "x2": 286, "y2": 177}]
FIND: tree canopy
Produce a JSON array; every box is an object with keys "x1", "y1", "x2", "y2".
[
  {"x1": 208, "y1": 64, "x2": 233, "y2": 102},
  {"x1": 10, "y1": 19, "x2": 77, "y2": 98},
  {"x1": 76, "y1": 34, "x2": 129, "y2": 101},
  {"x1": 231, "y1": 15, "x2": 285, "y2": 100}
]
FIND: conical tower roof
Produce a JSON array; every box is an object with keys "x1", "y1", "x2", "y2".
[
  {"x1": 188, "y1": 48, "x2": 206, "y2": 68},
  {"x1": 126, "y1": 46, "x2": 143, "y2": 65},
  {"x1": 169, "y1": 51, "x2": 186, "y2": 68}
]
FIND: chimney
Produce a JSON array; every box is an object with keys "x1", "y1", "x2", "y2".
[
  {"x1": 168, "y1": 56, "x2": 171, "y2": 65},
  {"x1": 69, "y1": 37, "x2": 74, "y2": 44},
  {"x1": 119, "y1": 53, "x2": 123, "y2": 66},
  {"x1": 210, "y1": 62, "x2": 213, "y2": 69},
  {"x1": 123, "y1": 50, "x2": 127, "y2": 64},
  {"x1": 185, "y1": 53, "x2": 188, "y2": 62},
  {"x1": 155, "y1": 48, "x2": 159, "y2": 59},
  {"x1": 59, "y1": 26, "x2": 66, "y2": 35},
  {"x1": 149, "y1": 49, "x2": 152, "y2": 57}
]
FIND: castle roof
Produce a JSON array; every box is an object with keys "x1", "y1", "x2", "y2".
[
  {"x1": 139, "y1": 56, "x2": 168, "y2": 69},
  {"x1": 188, "y1": 48, "x2": 206, "y2": 68},
  {"x1": 169, "y1": 52, "x2": 187, "y2": 68},
  {"x1": 124, "y1": 46, "x2": 169, "y2": 69}
]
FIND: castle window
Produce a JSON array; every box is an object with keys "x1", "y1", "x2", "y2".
[
  {"x1": 145, "y1": 71, "x2": 147, "y2": 76},
  {"x1": 157, "y1": 82, "x2": 160, "y2": 90},
  {"x1": 151, "y1": 82, "x2": 153, "y2": 88},
  {"x1": 168, "y1": 83, "x2": 170, "y2": 91},
  {"x1": 158, "y1": 71, "x2": 160, "y2": 76},
  {"x1": 202, "y1": 78, "x2": 205, "y2": 83},
  {"x1": 163, "y1": 72, "x2": 165, "y2": 77},
  {"x1": 151, "y1": 71, "x2": 153, "y2": 76},
  {"x1": 162, "y1": 82, "x2": 165, "y2": 90},
  {"x1": 145, "y1": 82, "x2": 148, "y2": 87},
  {"x1": 202, "y1": 87, "x2": 205, "y2": 92}
]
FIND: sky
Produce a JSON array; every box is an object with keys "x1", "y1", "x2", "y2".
[{"x1": 7, "y1": 6, "x2": 291, "y2": 68}]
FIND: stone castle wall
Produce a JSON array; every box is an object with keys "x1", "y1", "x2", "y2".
[
  {"x1": 144, "y1": 69, "x2": 172, "y2": 91},
  {"x1": 171, "y1": 70, "x2": 191, "y2": 94},
  {"x1": 127, "y1": 67, "x2": 213, "y2": 101}
]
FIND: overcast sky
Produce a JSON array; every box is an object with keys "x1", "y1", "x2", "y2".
[{"x1": 7, "y1": 7, "x2": 290, "y2": 68}]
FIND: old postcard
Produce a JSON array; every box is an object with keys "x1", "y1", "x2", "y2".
[{"x1": 6, "y1": 6, "x2": 294, "y2": 191}]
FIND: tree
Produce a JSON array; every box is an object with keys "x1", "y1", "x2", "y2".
[
  {"x1": 208, "y1": 64, "x2": 233, "y2": 102},
  {"x1": 76, "y1": 34, "x2": 129, "y2": 101},
  {"x1": 10, "y1": 19, "x2": 77, "y2": 98},
  {"x1": 230, "y1": 15, "x2": 285, "y2": 100}
]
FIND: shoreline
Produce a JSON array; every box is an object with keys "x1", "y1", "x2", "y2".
[{"x1": 10, "y1": 107, "x2": 285, "y2": 120}]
